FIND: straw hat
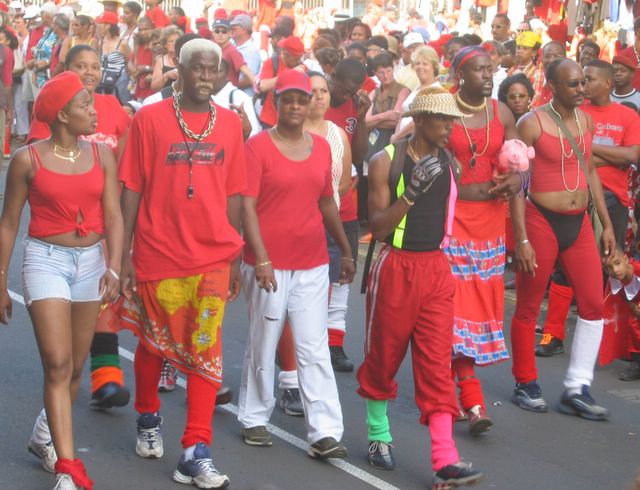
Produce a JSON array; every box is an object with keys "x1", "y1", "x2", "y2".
[{"x1": 403, "y1": 86, "x2": 468, "y2": 118}]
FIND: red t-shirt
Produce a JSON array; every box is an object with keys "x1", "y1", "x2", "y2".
[
  {"x1": 119, "y1": 98, "x2": 247, "y2": 281},
  {"x1": 617, "y1": 47, "x2": 640, "y2": 91},
  {"x1": 134, "y1": 46, "x2": 154, "y2": 100},
  {"x1": 242, "y1": 131, "x2": 333, "y2": 269},
  {"x1": 26, "y1": 25, "x2": 44, "y2": 62},
  {"x1": 146, "y1": 6, "x2": 170, "y2": 28},
  {"x1": 582, "y1": 101, "x2": 640, "y2": 206},
  {"x1": 362, "y1": 75, "x2": 377, "y2": 93},
  {"x1": 326, "y1": 99, "x2": 358, "y2": 222},
  {"x1": 257, "y1": 56, "x2": 285, "y2": 127},
  {"x1": 28, "y1": 94, "x2": 130, "y2": 151},
  {"x1": 221, "y1": 43, "x2": 246, "y2": 86}
]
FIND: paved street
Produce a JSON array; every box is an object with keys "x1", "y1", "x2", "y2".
[{"x1": 0, "y1": 169, "x2": 639, "y2": 490}]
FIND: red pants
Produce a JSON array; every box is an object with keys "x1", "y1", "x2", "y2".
[
  {"x1": 134, "y1": 342, "x2": 219, "y2": 448},
  {"x1": 511, "y1": 201, "x2": 603, "y2": 383},
  {"x1": 357, "y1": 246, "x2": 458, "y2": 424}
]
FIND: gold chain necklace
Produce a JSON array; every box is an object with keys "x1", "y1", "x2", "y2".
[
  {"x1": 407, "y1": 141, "x2": 422, "y2": 162},
  {"x1": 52, "y1": 141, "x2": 81, "y2": 163},
  {"x1": 455, "y1": 92, "x2": 487, "y2": 113},
  {"x1": 173, "y1": 93, "x2": 217, "y2": 141},
  {"x1": 549, "y1": 102, "x2": 584, "y2": 193},
  {"x1": 273, "y1": 126, "x2": 308, "y2": 150},
  {"x1": 459, "y1": 98, "x2": 490, "y2": 168},
  {"x1": 633, "y1": 46, "x2": 640, "y2": 67}
]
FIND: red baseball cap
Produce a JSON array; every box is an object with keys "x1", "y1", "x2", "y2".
[
  {"x1": 214, "y1": 7, "x2": 227, "y2": 19},
  {"x1": 275, "y1": 69, "x2": 311, "y2": 95},
  {"x1": 613, "y1": 53, "x2": 636, "y2": 70},
  {"x1": 34, "y1": 72, "x2": 85, "y2": 124},
  {"x1": 96, "y1": 11, "x2": 119, "y2": 25},
  {"x1": 277, "y1": 36, "x2": 305, "y2": 57}
]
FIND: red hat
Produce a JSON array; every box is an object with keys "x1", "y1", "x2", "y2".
[
  {"x1": 613, "y1": 53, "x2": 636, "y2": 70},
  {"x1": 277, "y1": 36, "x2": 304, "y2": 57},
  {"x1": 195, "y1": 17, "x2": 207, "y2": 25},
  {"x1": 547, "y1": 22, "x2": 568, "y2": 44},
  {"x1": 96, "y1": 11, "x2": 119, "y2": 25},
  {"x1": 0, "y1": 2, "x2": 8, "y2": 12},
  {"x1": 213, "y1": 7, "x2": 227, "y2": 19},
  {"x1": 275, "y1": 69, "x2": 311, "y2": 95},
  {"x1": 34, "y1": 72, "x2": 85, "y2": 124}
]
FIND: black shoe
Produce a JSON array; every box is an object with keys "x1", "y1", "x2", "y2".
[
  {"x1": 90, "y1": 382, "x2": 130, "y2": 409},
  {"x1": 216, "y1": 386, "x2": 233, "y2": 405},
  {"x1": 535, "y1": 334, "x2": 564, "y2": 357},
  {"x1": 432, "y1": 461, "x2": 484, "y2": 488},
  {"x1": 307, "y1": 437, "x2": 348, "y2": 459},
  {"x1": 559, "y1": 386, "x2": 609, "y2": 421},
  {"x1": 511, "y1": 381, "x2": 548, "y2": 412},
  {"x1": 329, "y1": 346, "x2": 354, "y2": 372},
  {"x1": 367, "y1": 441, "x2": 395, "y2": 470},
  {"x1": 619, "y1": 361, "x2": 640, "y2": 381},
  {"x1": 279, "y1": 388, "x2": 304, "y2": 417}
]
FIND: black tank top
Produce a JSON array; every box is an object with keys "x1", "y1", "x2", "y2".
[{"x1": 385, "y1": 150, "x2": 450, "y2": 252}]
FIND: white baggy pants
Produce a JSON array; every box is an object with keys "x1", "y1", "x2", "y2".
[{"x1": 237, "y1": 263, "x2": 344, "y2": 443}]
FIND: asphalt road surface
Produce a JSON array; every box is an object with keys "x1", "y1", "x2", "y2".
[{"x1": 0, "y1": 169, "x2": 639, "y2": 490}]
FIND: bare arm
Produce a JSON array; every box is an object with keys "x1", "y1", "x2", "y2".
[
  {"x1": 226, "y1": 193, "x2": 242, "y2": 301},
  {"x1": 592, "y1": 144, "x2": 640, "y2": 168},
  {"x1": 352, "y1": 90, "x2": 372, "y2": 166},
  {"x1": 241, "y1": 195, "x2": 277, "y2": 291},
  {"x1": 119, "y1": 187, "x2": 141, "y2": 299},
  {"x1": 0, "y1": 149, "x2": 31, "y2": 323},
  {"x1": 338, "y1": 127, "x2": 352, "y2": 196},
  {"x1": 239, "y1": 64, "x2": 256, "y2": 86},
  {"x1": 150, "y1": 56, "x2": 165, "y2": 92}
]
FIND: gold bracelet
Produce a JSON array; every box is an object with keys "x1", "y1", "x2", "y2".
[
  {"x1": 341, "y1": 257, "x2": 355, "y2": 262},
  {"x1": 255, "y1": 260, "x2": 272, "y2": 268},
  {"x1": 401, "y1": 194, "x2": 415, "y2": 206}
]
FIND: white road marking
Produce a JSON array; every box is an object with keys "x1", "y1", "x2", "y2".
[{"x1": 10, "y1": 290, "x2": 401, "y2": 490}]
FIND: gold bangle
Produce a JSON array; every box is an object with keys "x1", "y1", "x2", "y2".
[
  {"x1": 401, "y1": 194, "x2": 415, "y2": 206},
  {"x1": 341, "y1": 257, "x2": 355, "y2": 262},
  {"x1": 255, "y1": 260, "x2": 272, "y2": 268}
]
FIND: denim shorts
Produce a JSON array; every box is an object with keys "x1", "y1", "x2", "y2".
[{"x1": 22, "y1": 236, "x2": 106, "y2": 306}]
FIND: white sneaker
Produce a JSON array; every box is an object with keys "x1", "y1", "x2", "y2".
[
  {"x1": 28, "y1": 438, "x2": 57, "y2": 473},
  {"x1": 173, "y1": 443, "x2": 229, "y2": 489},
  {"x1": 53, "y1": 474, "x2": 79, "y2": 490},
  {"x1": 136, "y1": 412, "x2": 164, "y2": 458}
]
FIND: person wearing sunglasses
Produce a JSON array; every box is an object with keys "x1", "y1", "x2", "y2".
[
  {"x1": 211, "y1": 18, "x2": 255, "y2": 92},
  {"x1": 510, "y1": 58, "x2": 614, "y2": 421}
]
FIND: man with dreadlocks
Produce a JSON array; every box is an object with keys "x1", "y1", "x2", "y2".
[{"x1": 444, "y1": 45, "x2": 521, "y2": 435}]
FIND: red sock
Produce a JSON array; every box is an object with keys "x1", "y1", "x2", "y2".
[
  {"x1": 543, "y1": 282, "x2": 573, "y2": 341},
  {"x1": 134, "y1": 342, "x2": 163, "y2": 414},
  {"x1": 328, "y1": 328, "x2": 345, "y2": 347},
  {"x1": 182, "y1": 373, "x2": 218, "y2": 447},
  {"x1": 452, "y1": 357, "x2": 485, "y2": 411}
]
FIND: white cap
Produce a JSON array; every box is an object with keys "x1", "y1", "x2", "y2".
[
  {"x1": 40, "y1": 1, "x2": 58, "y2": 16},
  {"x1": 58, "y1": 5, "x2": 75, "y2": 20},
  {"x1": 403, "y1": 32, "x2": 425, "y2": 48},
  {"x1": 9, "y1": 1, "x2": 22, "y2": 10},
  {"x1": 23, "y1": 4, "x2": 40, "y2": 19}
]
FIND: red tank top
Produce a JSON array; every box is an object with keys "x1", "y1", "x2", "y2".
[
  {"x1": 28, "y1": 143, "x2": 105, "y2": 238},
  {"x1": 448, "y1": 99, "x2": 505, "y2": 185},
  {"x1": 529, "y1": 112, "x2": 591, "y2": 194}
]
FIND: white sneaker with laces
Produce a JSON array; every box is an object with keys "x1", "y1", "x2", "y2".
[
  {"x1": 53, "y1": 474, "x2": 79, "y2": 490},
  {"x1": 136, "y1": 412, "x2": 164, "y2": 458},
  {"x1": 158, "y1": 360, "x2": 177, "y2": 392}
]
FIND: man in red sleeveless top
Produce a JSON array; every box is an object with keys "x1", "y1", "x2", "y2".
[{"x1": 511, "y1": 58, "x2": 614, "y2": 421}]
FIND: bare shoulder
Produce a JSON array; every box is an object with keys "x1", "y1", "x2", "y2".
[
  {"x1": 92, "y1": 142, "x2": 117, "y2": 169},
  {"x1": 516, "y1": 110, "x2": 542, "y2": 145},
  {"x1": 368, "y1": 146, "x2": 392, "y2": 181}
]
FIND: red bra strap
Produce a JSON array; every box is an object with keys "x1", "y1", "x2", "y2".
[
  {"x1": 91, "y1": 142, "x2": 101, "y2": 167},
  {"x1": 533, "y1": 110, "x2": 543, "y2": 132},
  {"x1": 28, "y1": 144, "x2": 43, "y2": 171}
]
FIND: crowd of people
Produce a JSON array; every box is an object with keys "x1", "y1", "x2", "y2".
[{"x1": 0, "y1": 1, "x2": 640, "y2": 489}]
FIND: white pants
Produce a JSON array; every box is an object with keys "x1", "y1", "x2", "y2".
[
  {"x1": 238, "y1": 263, "x2": 344, "y2": 443},
  {"x1": 13, "y1": 81, "x2": 29, "y2": 136}
]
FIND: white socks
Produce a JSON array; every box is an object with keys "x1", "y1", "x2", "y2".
[
  {"x1": 183, "y1": 444, "x2": 196, "y2": 460},
  {"x1": 31, "y1": 408, "x2": 51, "y2": 444},
  {"x1": 564, "y1": 317, "x2": 604, "y2": 392},
  {"x1": 278, "y1": 370, "x2": 298, "y2": 390},
  {"x1": 327, "y1": 283, "x2": 349, "y2": 333}
]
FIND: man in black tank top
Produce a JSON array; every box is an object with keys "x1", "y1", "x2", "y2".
[{"x1": 356, "y1": 87, "x2": 484, "y2": 489}]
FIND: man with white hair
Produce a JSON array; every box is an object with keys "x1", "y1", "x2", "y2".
[{"x1": 118, "y1": 38, "x2": 245, "y2": 489}]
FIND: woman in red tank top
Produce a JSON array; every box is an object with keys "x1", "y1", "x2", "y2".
[{"x1": 0, "y1": 72, "x2": 123, "y2": 490}]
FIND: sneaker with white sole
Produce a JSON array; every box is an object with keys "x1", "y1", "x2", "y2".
[
  {"x1": 136, "y1": 412, "x2": 164, "y2": 458},
  {"x1": 53, "y1": 474, "x2": 79, "y2": 490},
  {"x1": 432, "y1": 461, "x2": 484, "y2": 489},
  {"x1": 159, "y1": 360, "x2": 178, "y2": 392},
  {"x1": 173, "y1": 442, "x2": 230, "y2": 489},
  {"x1": 28, "y1": 438, "x2": 57, "y2": 473}
]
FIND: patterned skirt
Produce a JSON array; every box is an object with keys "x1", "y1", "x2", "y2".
[
  {"x1": 443, "y1": 199, "x2": 509, "y2": 366},
  {"x1": 99, "y1": 267, "x2": 230, "y2": 383}
]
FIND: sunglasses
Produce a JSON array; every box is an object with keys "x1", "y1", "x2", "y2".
[
  {"x1": 564, "y1": 79, "x2": 587, "y2": 88},
  {"x1": 214, "y1": 29, "x2": 229, "y2": 34}
]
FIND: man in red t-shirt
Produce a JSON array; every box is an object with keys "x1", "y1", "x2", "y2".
[
  {"x1": 256, "y1": 35, "x2": 305, "y2": 127},
  {"x1": 583, "y1": 60, "x2": 640, "y2": 246},
  {"x1": 212, "y1": 18, "x2": 255, "y2": 88},
  {"x1": 617, "y1": 17, "x2": 640, "y2": 91},
  {"x1": 144, "y1": 0, "x2": 170, "y2": 28},
  {"x1": 323, "y1": 58, "x2": 371, "y2": 370},
  {"x1": 118, "y1": 39, "x2": 245, "y2": 487}
]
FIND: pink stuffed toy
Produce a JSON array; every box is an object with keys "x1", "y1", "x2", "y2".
[{"x1": 494, "y1": 139, "x2": 534, "y2": 178}]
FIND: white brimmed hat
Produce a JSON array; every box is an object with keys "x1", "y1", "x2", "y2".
[
  {"x1": 403, "y1": 87, "x2": 468, "y2": 118},
  {"x1": 23, "y1": 4, "x2": 40, "y2": 19}
]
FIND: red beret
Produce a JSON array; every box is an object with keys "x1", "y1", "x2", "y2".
[
  {"x1": 277, "y1": 36, "x2": 304, "y2": 57},
  {"x1": 96, "y1": 11, "x2": 119, "y2": 25},
  {"x1": 33, "y1": 72, "x2": 85, "y2": 124},
  {"x1": 613, "y1": 53, "x2": 636, "y2": 70}
]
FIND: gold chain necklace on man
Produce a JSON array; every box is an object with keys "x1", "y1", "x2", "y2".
[
  {"x1": 173, "y1": 93, "x2": 217, "y2": 199},
  {"x1": 52, "y1": 141, "x2": 81, "y2": 163},
  {"x1": 273, "y1": 126, "x2": 308, "y2": 150},
  {"x1": 633, "y1": 45, "x2": 640, "y2": 67},
  {"x1": 458, "y1": 96, "x2": 490, "y2": 168},
  {"x1": 549, "y1": 101, "x2": 584, "y2": 193},
  {"x1": 407, "y1": 141, "x2": 422, "y2": 162},
  {"x1": 455, "y1": 92, "x2": 486, "y2": 112}
]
